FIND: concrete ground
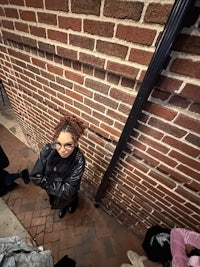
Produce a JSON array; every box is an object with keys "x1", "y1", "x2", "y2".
[
  {"x1": 0, "y1": 89, "x2": 159, "y2": 267},
  {"x1": 0, "y1": 90, "x2": 31, "y2": 240}
]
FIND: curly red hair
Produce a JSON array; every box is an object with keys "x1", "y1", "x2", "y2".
[{"x1": 53, "y1": 113, "x2": 85, "y2": 143}]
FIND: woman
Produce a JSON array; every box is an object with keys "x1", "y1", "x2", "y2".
[
  {"x1": 170, "y1": 228, "x2": 200, "y2": 267},
  {"x1": 30, "y1": 113, "x2": 86, "y2": 219},
  {"x1": 121, "y1": 227, "x2": 200, "y2": 267}
]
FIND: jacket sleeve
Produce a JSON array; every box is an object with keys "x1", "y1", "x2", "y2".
[
  {"x1": 47, "y1": 152, "x2": 85, "y2": 199},
  {"x1": 30, "y1": 144, "x2": 52, "y2": 188}
]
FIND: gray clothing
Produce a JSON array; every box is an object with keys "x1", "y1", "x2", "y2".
[{"x1": 0, "y1": 236, "x2": 53, "y2": 267}]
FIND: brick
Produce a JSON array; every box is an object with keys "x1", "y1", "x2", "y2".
[
  {"x1": 121, "y1": 77, "x2": 135, "y2": 89},
  {"x1": 96, "y1": 40, "x2": 128, "y2": 59},
  {"x1": 175, "y1": 114, "x2": 200, "y2": 134},
  {"x1": 170, "y1": 58, "x2": 200, "y2": 79},
  {"x1": 30, "y1": 26, "x2": 46, "y2": 38},
  {"x1": 169, "y1": 150, "x2": 200, "y2": 171},
  {"x1": 107, "y1": 61, "x2": 138, "y2": 79},
  {"x1": 107, "y1": 73, "x2": 120, "y2": 85},
  {"x1": 58, "y1": 17, "x2": 81, "y2": 31},
  {"x1": 139, "y1": 135, "x2": 169, "y2": 154},
  {"x1": 65, "y1": 70, "x2": 84, "y2": 84},
  {"x1": 37, "y1": 12, "x2": 57, "y2": 26},
  {"x1": 84, "y1": 19, "x2": 114, "y2": 38},
  {"x1": 162, "y1": 136, "x2": 199, "y2": 158},
  {"x1": 47, "y1": 29, "x2": 67, "y2": 43},
  {"x1": 155, "y1": 75, "x2": 182, "y2": 93},
  {"x1": 133, "y1": 149, "x2": 159, "y2": 167},
  {"x1": 49, "y1": 82, "x2": 65, "y2": 94},
  {"x1": 74, "y1": 84, "x2": 92, "y2": 98},
  {"x1": 144, "y1": 3, "x2": 172, "y2": 24},
  {"x1": 36, "y1": 76, "x2": 49, "y2": 86},
  {"x1": 19, "y1": 10, "x2": 36, "y2": 22},
  {"x1": 173, "y1": 34, "x2": 200, "y2": 55},
  {"x1": 110, "y1": 87, "x2": 134, "y2": 105},
  {"x1": 56, "y1": 77, "x2": 73, "y2": 89},
  {"x1": 2, "y1": 20, "x2": 14, "y2": 30},
  {"x1": 25, "y1": 0, "x2": 43, "y2": 8},
  {"x1": 44, "y1": 231, "x2": 60, "y2": 244},
  {"x1": 38, "y1": 41, "x2": 55, "y2": 54},
  {"x1": 45, "y1": 0, "x2": 68, "y2": 11},
  {"x1": 0, "y1": 6, "x2": 5, "y2": 16},
  {"x1": 0, "y1": 0, "x2": 8, "y2": 3},
  {"x1": 22, "y1": 36, "x2": 37, "y2": 48},
  {"x1": 168, "y1": 95, "x2": 190, "y2": 109},
  {"x1": 137, "y1": 122, "x2": 164, "y2": 140},
  {"x1": 104, "y1": 0, "x2": 143, "y2": 21},
  {"x1": 150, "y1": 171, "x2": 176, "y2": 190},
  {"x1": 94, "y1": 68, "x2": 105, "y2": 80},
  {"x1": 106, "y1": 109, "x2": 126, "y2": 124},
  {"x1": 31, "y1": 217, "x2": 46, "y2": 226},
  {"x1": 57, "y1": 46, "x2": 77, "y2": 61},
  {"x1": 175, "y1": 186, "x2": 200, "y2": 206},
  {"x1": 185, "y1": 180, "x2": 200, "y2": 193},
  {"x1": 101, "y1": 122, "x2": 121, "y2": 139},
  {"x1": 149, "y1": 148, "x2": 177, "y2": 167},
  {"x1": 72, "y1": 61, "x2": 81, "y2": 71},
  {"x1": 4, "y1": 8, "x2": 19, "y2": 18},
  {"x1": 50, "y1": 96, "x2": 65, "y2": 108},
  {"x1": 185, "y1": 133, "x2": 200, "y2": 148},
  {"x1": 41, "y1": 70, "x2": 55, "y2": 82},
  {"x1": 74, "y1": 101, "x2": 91, "y2": 115},
  {"x1": 94, "y1": 94, "x2": 118, "y2": 110},
  {"x1": 116, "y1": 24, "x2": 156, "y2": 46},
  {"x1": 189, "y1": 102, "x2": 200, "y2": 115},
  {"x1": 93, "y1": 111, "x2": 113, "y2": 125},
  {"x1": 139, "y1": 70, "x2": 146, "y2": 82},
  {"x1": 182, "y1": 83, "x2": 200, "y2": 102},
  {"x1": 129, "y1": 48, "x2": 153, "y2": 65},
  {"x1": 145, "y1": 102, "x2": 177, "y2": 121},
  {"x1": 71, "y1": 0, "x2": 101, "y2": 16},
  {"x1": 66, "y1": 90, "x2": 83, "y2": 103},
  {"x1": 85, "y1": 78, "x2": 109, "y2": 94},
  {"x1": 148, "y1": 117, "x2": 186, "y2": 138},
  {"x1": 16, "y1": 59, "x2": 26, "y2": 68},
  {"x1": 69, "y1": 34, "x2": 94, "y2": 50},
  {"x1": 79, "y1": 52, "x2": 105, "y2": 69},
  {"x1": 84, "y1": 98, "x2": 105, "y2": 113},
  {"x1": 82, "y1": 64, "x2": 93, "y2": 75},
  {"x1": 47, "y1": 64, "x2": 63, "y2": 76},
  {"x1": 118, "y1": 103, "x2": 131, "y2": 116},
  {"x1": 151, "y1": 88, "x2": 171, "y2": 101},
  {"x1": 15, "y1": 22, "x2": 29, "y2": 32}
]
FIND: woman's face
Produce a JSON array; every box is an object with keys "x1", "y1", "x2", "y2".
[{"x1": 54, "y1": 131, "x2": 76, "y2": 158}]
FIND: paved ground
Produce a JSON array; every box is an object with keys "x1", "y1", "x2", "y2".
[{"x1": 0, "y1": 101, "x2": 146, "y2": 266}]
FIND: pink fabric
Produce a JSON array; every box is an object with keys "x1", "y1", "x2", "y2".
[{"x1": 170, "y1": 228, "x2": 200, "y2": 267}]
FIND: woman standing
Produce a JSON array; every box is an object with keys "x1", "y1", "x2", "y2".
[{"x1": 31, "y1": 113, "x2": 86, "y2": 219}]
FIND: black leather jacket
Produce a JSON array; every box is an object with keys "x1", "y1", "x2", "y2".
[{"x1": 30, "y1": 143, "x2": 85, "y2": 202}]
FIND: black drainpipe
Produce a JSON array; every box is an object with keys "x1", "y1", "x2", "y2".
[{"x1": 94, "y1": 0, "x2": 193, "y2": 206}]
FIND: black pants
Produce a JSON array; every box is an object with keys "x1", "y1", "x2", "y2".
[{"x1": 48, "y1": 192, "x2": 78, "y2": 210}]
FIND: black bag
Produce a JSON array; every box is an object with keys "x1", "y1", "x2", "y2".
[
  {"x1": 142, "y1": 225, "x2": 172, "y2": 263},
  {"x1": 54, "y1": 255, "x2": 76, "y2": 267}
]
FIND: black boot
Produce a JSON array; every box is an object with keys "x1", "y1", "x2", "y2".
[
  {"x1": 20, "y1": 168, "x2": 30, "y2": 184},
  {"x1": 68, "y1": 197, "x2": 78, "y2": 214},
  {"x1": 58, "y1": 207, "x2": 67, "y2": 218}
]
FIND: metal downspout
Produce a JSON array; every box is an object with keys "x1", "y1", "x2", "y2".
[{"x1": 94, "y1": 0, "x2": 193, "y2": 205}]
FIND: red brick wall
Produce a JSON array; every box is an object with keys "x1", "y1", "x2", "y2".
[{"x1": 0, "y1": 0, "x2": 199, "y2": 238}]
